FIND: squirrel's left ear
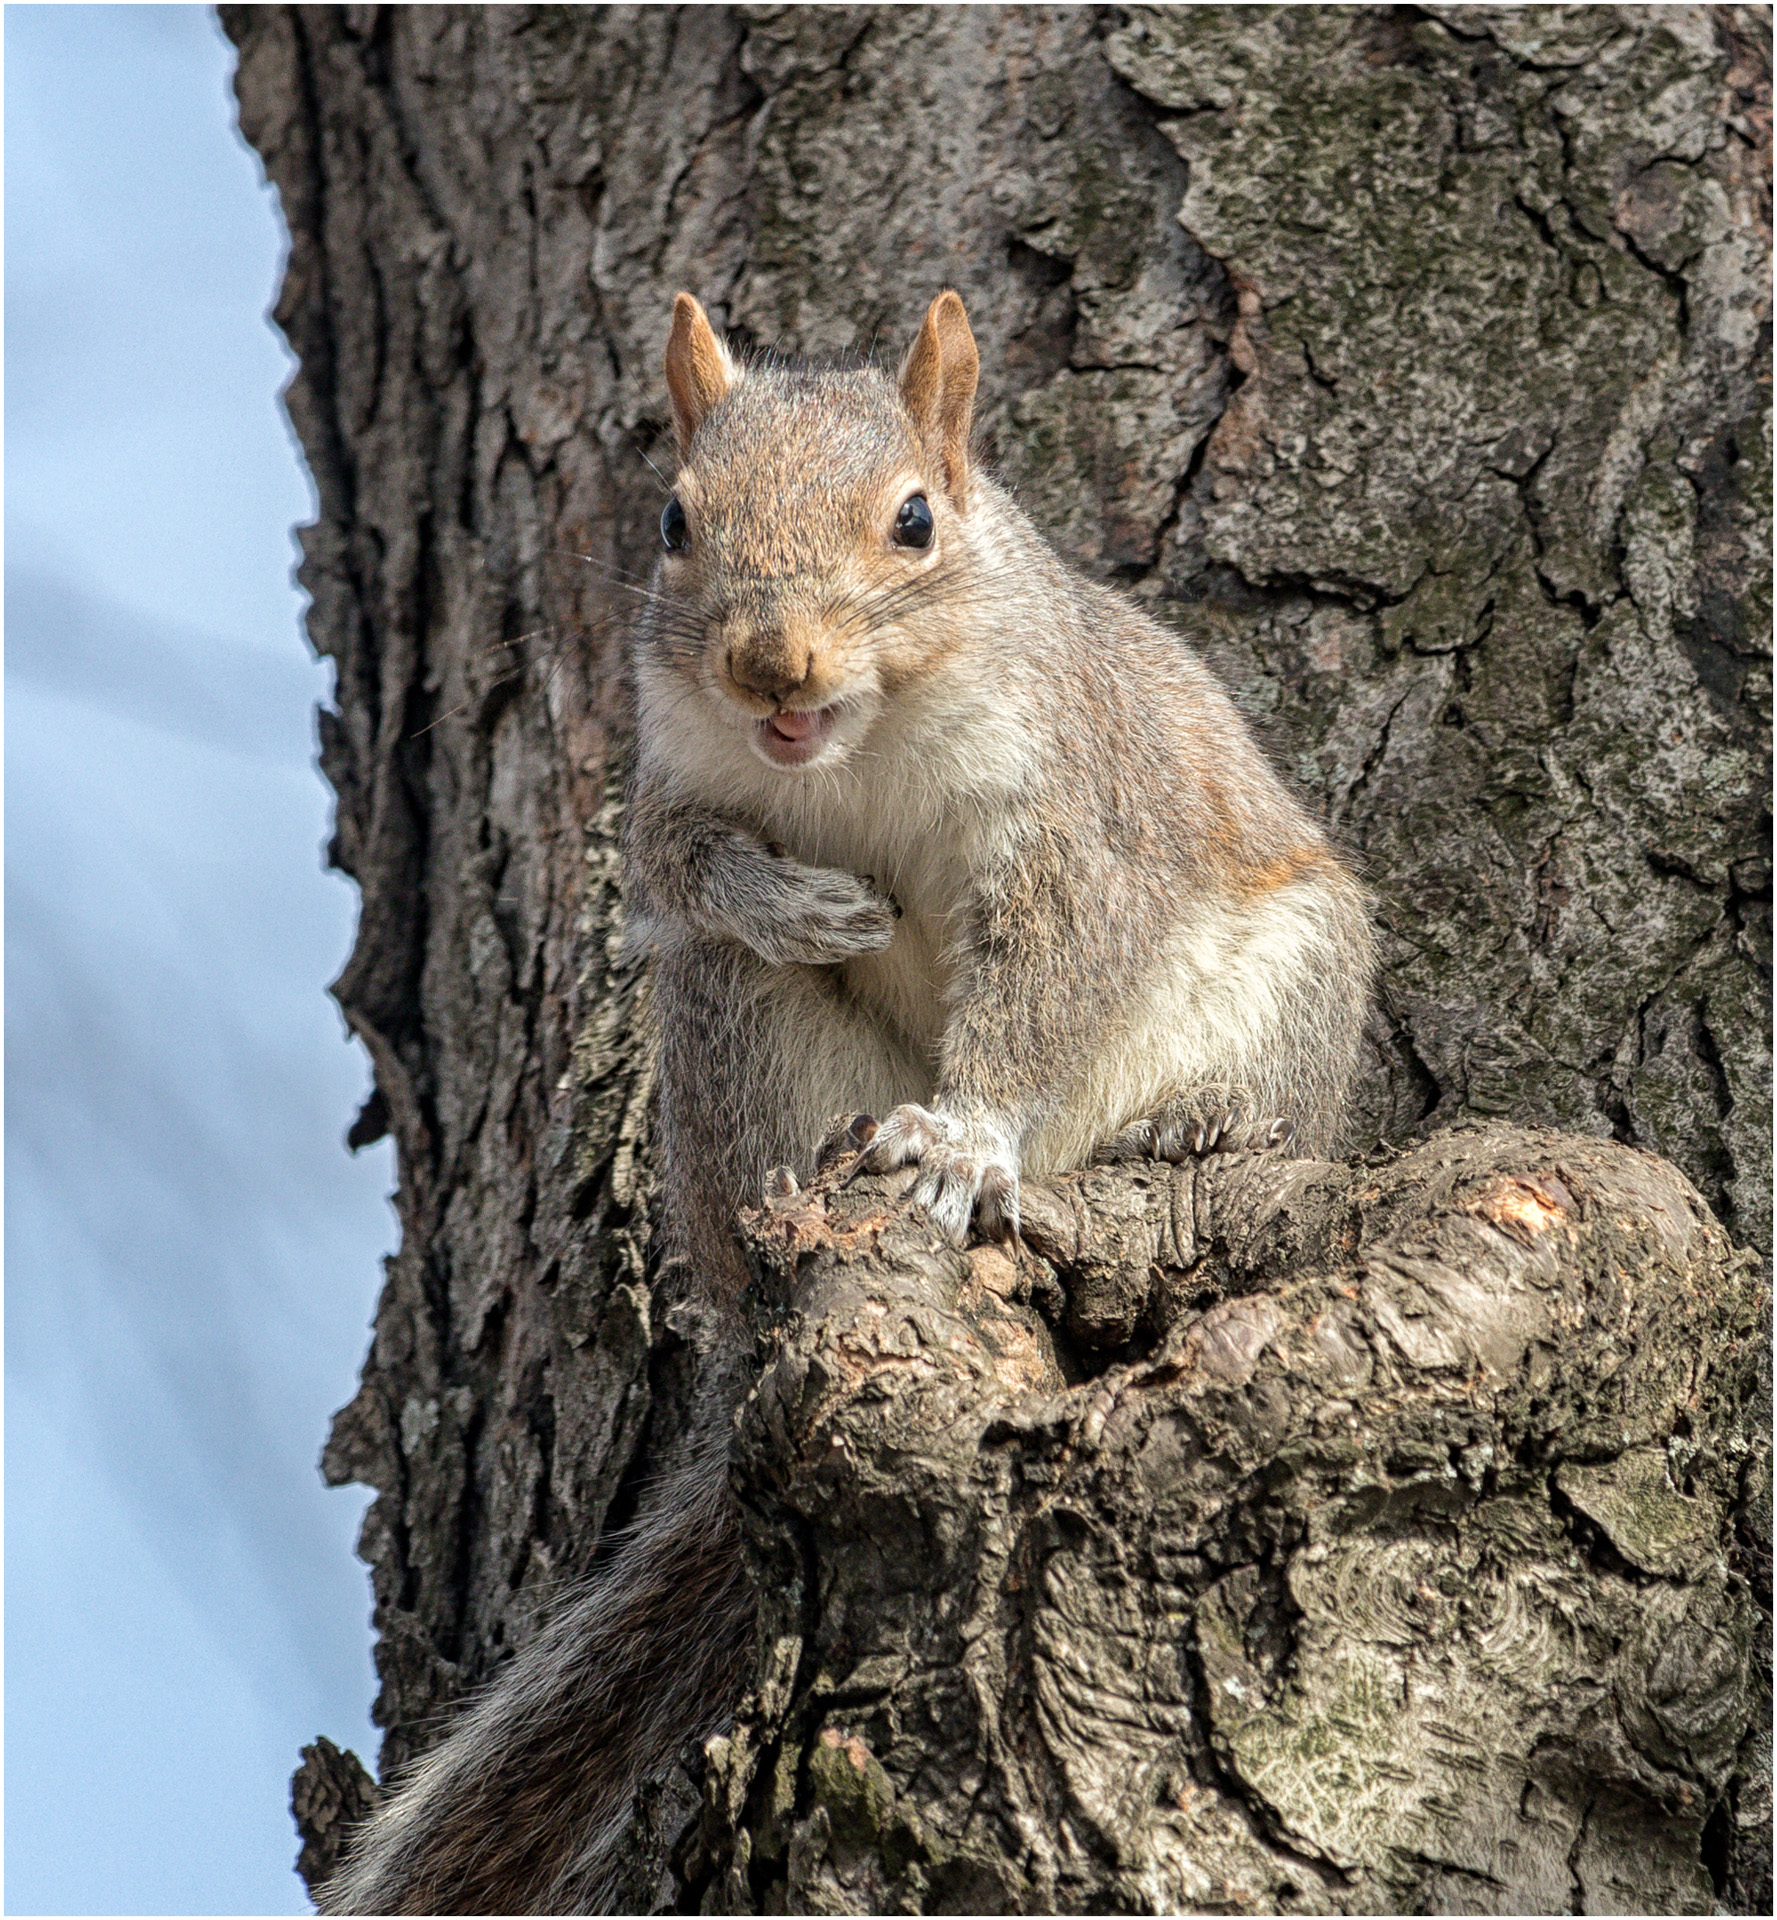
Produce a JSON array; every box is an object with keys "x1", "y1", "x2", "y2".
[
  {"x1": 664, "y1": 293, "x2": 737, "y2": 453},
  {"x1": 899, "y1": 291, "x2": 978, "y2": 506}
]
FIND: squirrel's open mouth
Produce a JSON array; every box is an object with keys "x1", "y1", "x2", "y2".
[{"x1": 755, "y1": 704, "x2": 839, "y2": 768}]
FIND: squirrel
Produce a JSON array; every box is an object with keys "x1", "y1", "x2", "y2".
[{"x1": 319, "y1": 291, "x2": 1375, "y2": 1914}]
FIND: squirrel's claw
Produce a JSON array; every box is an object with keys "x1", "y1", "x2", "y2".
[
  {"x1": 975, "y1": 1163, "x2": 1022, "y2": 1245},
  {"x1": 859, "y1": 1102, "x2": 943, "y2": 1173},
  {"x1": 820, "y1": 1111, "x2": 880, "y2": 1174}
]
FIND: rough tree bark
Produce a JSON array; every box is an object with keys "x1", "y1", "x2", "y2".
[
  {"x1": 683, "y1": 1123, "x2": 1764, "y2": 1914},
  {"x1": 222, "y1": 5, "x2": 1771, "y2": 1911}
]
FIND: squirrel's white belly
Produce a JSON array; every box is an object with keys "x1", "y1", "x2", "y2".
[
  {"x1": 839, "y1": 910, "x2": 950, "y2": 1071},
  {"x1": 737, "y1": 738, "x2": 1346, "y2": 1172}
]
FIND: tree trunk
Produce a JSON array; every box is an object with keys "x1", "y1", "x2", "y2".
[{"x1": 223, "y1": 4, "x2": 1770, "y2": 1911}]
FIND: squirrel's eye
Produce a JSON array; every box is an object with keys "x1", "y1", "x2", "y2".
[
  {"x1": 660, "y1": 497, "x2": 689, "y2": 551},
  {"x1": 893, "y1": 494, "x2": 934, "y2": 550}
]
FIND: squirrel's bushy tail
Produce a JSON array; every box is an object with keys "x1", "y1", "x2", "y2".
[{"x1": 319, "y1": 1452, "x2": 753, "y2": 1915}]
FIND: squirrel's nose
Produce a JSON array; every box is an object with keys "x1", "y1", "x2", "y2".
[{"x1": 725, "y1": 640, "x2": 815, "y2": 703}]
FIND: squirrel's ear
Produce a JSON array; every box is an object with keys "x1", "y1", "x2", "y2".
[
  {"x1": 899, "y1": 290, "x2": 978, "y2": 505},
  {"x1": 664, "y1": 293, "x2": 736, "y2": 452}
]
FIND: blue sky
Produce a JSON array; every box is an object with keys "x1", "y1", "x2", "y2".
[{"x1": 6, "y1": 7, "x2": 398, "y2": 1910}]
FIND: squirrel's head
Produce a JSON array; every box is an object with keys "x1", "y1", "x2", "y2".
[{"x1": 641, "y1": 290, "x2": 981, "y2": 772}]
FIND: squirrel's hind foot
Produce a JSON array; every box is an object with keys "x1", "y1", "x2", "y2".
[{"x1": 1111, "y1": 1105, "x2": 1296, "y2": 1162}]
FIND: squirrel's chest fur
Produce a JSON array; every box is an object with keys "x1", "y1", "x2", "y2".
[{"x1": 652, "y1": 661, "x2": 1042, "y2": 1064}]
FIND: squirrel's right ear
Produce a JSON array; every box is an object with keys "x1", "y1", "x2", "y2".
[
  {"x1": 664, "y1": 293, "x2": 737, "y2": 453},
  {"x1": 899, "y1": 290, "x2": 979, "y2": 506}
]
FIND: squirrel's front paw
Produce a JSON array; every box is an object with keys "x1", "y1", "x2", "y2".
[
  {"x1": 757, "y1": 862, "x2": 899, "y2": 966},
  {"x1": 859, "y1": 1103, "x2": 1020, "y2": 1244}
]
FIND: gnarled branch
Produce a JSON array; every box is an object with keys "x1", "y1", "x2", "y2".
[{"x1": 663, "y1": 1126, "x2": 1764, "y2": 1915}]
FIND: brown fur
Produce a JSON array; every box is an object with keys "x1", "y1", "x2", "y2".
[
  {"x1": 1235, "y1": 847, "x2": 1344, "y2": 898},
  {"x1": 663, "y1": 292, "x2": 734, "y2": 452}
]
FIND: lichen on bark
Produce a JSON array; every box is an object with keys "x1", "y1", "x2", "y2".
[{"x1": 1088, "y1": 4, "x2": 1772, "y2": 1256}]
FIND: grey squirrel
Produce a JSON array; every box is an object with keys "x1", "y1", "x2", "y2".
[{"x1": 320, "y1": 291, "x2": 1375, "y2": 1914}]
